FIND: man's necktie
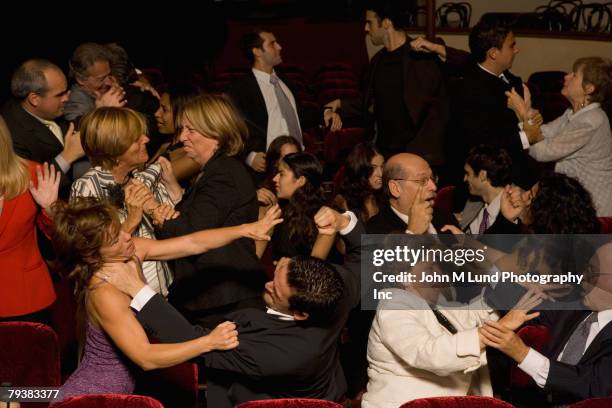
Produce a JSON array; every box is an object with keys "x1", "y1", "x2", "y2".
[
  {"x1": 499, "y1": 73, "x2": 510, "y2": 85},
  {"x1": 270, "y1": 74, "x2": 302, "y2": 143},
  {"x1": 46, "y1": 121, "x2": 64, "y2": 146},
  {"x1": 478, "y1": 207, "x2": 489, "y2": 235},
  {"x1": 559, "y1": 312, "x2": 598, "y2": 365}
]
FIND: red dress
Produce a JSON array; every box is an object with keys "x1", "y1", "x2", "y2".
[{"x1": 0, "y1": 161, "x2": 55, "y2": 317}]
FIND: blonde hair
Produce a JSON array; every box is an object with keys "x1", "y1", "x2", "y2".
[
  {"x1": 80, "y1": 107, "x2": 148, "y2": 169},
  {"x1": 0, "y1": 116, "x2": 30, "y2": 200},
  {"x1": 179, "y1": 94, "x2": 246, "y2": 157}
]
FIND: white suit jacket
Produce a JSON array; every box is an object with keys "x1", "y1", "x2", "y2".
[{"x1": 362, "y1": 289, "x2": 498, "y2": 408}]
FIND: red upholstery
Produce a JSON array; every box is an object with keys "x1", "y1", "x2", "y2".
[
  {"x1": 51, "y1": 394, "x2": 164, "y2": 408},
  {"x1": 215, "y1": 72, "x2": 246, "y2": 82},
  {"x1": 598, "y1": 217, "x2": 612, "y2": 233},
  {"x1": 433, "y1": 185, "x2": 456, "y2": 215},
  {"x1": 135, "y1": 361, "x2": 199, "y2": 408},
  {"x1": 510, "y1": 325, "x2": 551, "y2": 387},
  {"x1": 277, "y1": 63, "x2": 306, "y2": 74},
  {"x1": 316, "y1": 71, "x2": 357, "y2": 81},
  {"x1": 323, "y1": 128, "x2": 366, "y2": 165},
  {"x1": 317, "y1": 63, "x2": 353, "y2": 73},
  {"x1": 0, "y1": 322, "x2": 60, "y2": 387},
  {"x1": 316, "y1": 79, "x2": 359, "y2": 91},
  {"x1": 236, "y1": 398, "x2": 343, "y2": 407},
  {"x1": 399, "y1": 396, "x2": 514, "y2": 408},
  {"x1": 318, "y1": 89, "x2": 361, "y2": 106},
  {"x1": 570, "y1": 397, "x2": 612, "y2": 407}
]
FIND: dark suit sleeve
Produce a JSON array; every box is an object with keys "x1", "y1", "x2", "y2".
[
  {"x1": 545, "y1": 356, "x2": 612, "y2": 401},
  {"x1": 444, "y1": 46, "x2": 472, "y2": 67},
  {"x1": 340, "y1": 221, "x2": 365, "y2": 307},
  {"x1": 160, "y1": 167, "x2": 234, "y2": 238},
  {"x1": 136, "y1": 294, "x2": 209, "y2": 342},
  {"x1": 135, "y1": 295, "x2": 275, "y2": 378}
]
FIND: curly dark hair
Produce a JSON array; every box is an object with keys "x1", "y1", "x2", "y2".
[
  {"x1": 528, "y1": 173, "x2": 600, "y2": 234},
  {"x1": 338, "y1": 142, "x2": 384, "y2": 222},
  {"x1": 287, "y1": 256, "x2": 344, "y2": 324},
  {"x1": 281, "y1": 152, "x2": 326, "y2": 252}
]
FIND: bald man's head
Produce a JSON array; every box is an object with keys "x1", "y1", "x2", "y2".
[{"x1": 382, "y1": 153, "x2": 437, "y2": 215}]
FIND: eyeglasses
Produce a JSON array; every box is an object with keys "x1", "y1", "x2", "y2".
[{"x1": 393, "y1": 175, "x2": 439, "y2": 186}]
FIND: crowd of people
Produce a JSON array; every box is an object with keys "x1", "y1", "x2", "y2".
[{"x1": 1, "y1": 0, "x2": 612, "y2": 407}]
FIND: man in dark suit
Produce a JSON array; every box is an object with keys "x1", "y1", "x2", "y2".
[
  {"x1": 367, "y1": 153, "x2": 456, "y2": 235},
  {"x1": 459, "y1": 145, "x2": 513, "y2": 234},
  {"x1": 227, "y1": 30, "x2": 340, "y2": 179},
  {"x1": 482, "y1": 241, "x2": 612, "y2": 405},
  {"x1": 1, "y1": 59, "x2": 84, "y2": 198},
  {"x1": 334, "y1": 0, "x2": 448, "y2": 166},
  {"x1": 102, "y1": 207, "x2": 362, "y2": 407}
]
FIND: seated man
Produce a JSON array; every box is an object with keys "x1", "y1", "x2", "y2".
[
  {"x1": 459, "y1": 145, "x2": 513, "y2": 234},
  {"x1": 101, "y1": 207, "x2": 362, "y2": 407},
  {"x1": 482, "y1": 241, "x2": 612, "y2": 405},
  {"x1": 366, "y1": 153, "x2": 456, "y2": 235}
]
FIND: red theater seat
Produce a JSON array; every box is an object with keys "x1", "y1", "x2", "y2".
[
  {"x1": 0, "y1": 322, "x2": 60, "y2": 388},
  {"x1": 52, "y1": 394, "x2": 164, "y2": 408},
  {"x1": 236, "y1": 398, "x2": 343, "y2": 407},
  {"x1": 399, "y1": 396, "x2": 514, "y2": 407},
  {"x1": 570, "y1": 397, "x2": 612, "y2": 408}
]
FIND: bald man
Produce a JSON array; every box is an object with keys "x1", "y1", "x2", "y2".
[{"x1": 366, "y1": 153, "x2": 457, "y2": 234}]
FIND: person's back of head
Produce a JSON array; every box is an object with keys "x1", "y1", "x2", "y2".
[
  {"x1": 530, "y1": 173, "x2": 600, "y2": 234},
  {"x1": 240, "y1": 28, "x2": 268, "y2": 66},
  {"x1": 104, "y1": 43, "x2": 138, "y2": 86},
  {"x1": 469, "y1": 16, "x2": 512, "y2": 64},
  {"x1": 465, "y1": 144, "x2": 513, "y2": 189},
  {"x1": 365, "y1": 0, "x2": 418, "y2": 31},
  {"x1": 287, "y1": 255, "x2": 344, "y2": 324}
]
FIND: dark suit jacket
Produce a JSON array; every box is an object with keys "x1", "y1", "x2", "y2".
[
  {"x1": 137, "y1": 222, "x2": 365, "y2": 407},
  {"x1": 343, "y1": 42, "x2": 449, "y2": 165},
  {"x1": 226, "y1": 71, "x2": 320, "y2": 156},
  {"x1": 366, "y1": 203, "x2": 457, "y2": 234},
  {"x1": 539, "y1": 310, "x2": 612, "y2": 404},
  {"x1": 1, "y1": 99, "x2": 72, "y2": 198},
  {"x1": 159, "y1": 151, "x2": 265, "y2": 316},
  {"x1": 444, "y1": 47, "x2": 536, "y2": 188}
]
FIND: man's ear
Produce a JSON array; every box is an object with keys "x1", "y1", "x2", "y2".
[
  {"x1": 252, "y1": 47, "x2": 263, "y2": 60},
  {"x1": 382, "y1": 17, "x2": 392, "y2": 30},
  {"x1": 479, "y1": 169, "x2": 488, "y2": 182},
  {"x1": 292, "y1": 311, "x2": 309, "y2": 321},
  {"x1": 487, "y1": 47, "x2": 498, "y2": 61},
  {"x1": 26, "y1": 92, "x2": 40, "y2": 108},
  {"x1": 388, "y1": 180, "x2": 401, "y2": 199}
]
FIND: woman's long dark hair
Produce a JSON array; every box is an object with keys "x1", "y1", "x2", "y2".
[
  {"x1": 337, "y1": 142, "x2": 383, "y2": 222},
  {"x1": 281, "y1": 152, "x2": 326, "y2": 250},
  {"x1": 529, "y1": 173, "x2": 600, "y2": 234}
]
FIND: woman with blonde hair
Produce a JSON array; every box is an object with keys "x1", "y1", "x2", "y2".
[
  {"x1": 0, "y1": 116, "x2": 60, "y2": 322},
  {"x1": 72, "y1": 107, "x2": 182, "y2": 296},
  {"x1": 155, "y1": 94, "x2": 265, "y2": 328}
]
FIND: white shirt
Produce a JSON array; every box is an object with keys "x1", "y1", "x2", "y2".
[
  {"x1": 246, "y1": 68, "x2": 301, "y2": 166},
  {"x1": 476, "y1": 64, "x2": 530, "y2": 150},
  {"x1": 390, "y1": 205, "x2": 437, "y2": 234},
  {"x1": 469, "y1": 192, "x2": 502, "y2": 235},
  {"x1": 518, "y1": 310, "x2": 612, "y2": 387}
]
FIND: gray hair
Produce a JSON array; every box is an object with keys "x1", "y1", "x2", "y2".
[
  {"x1": 10, "y1": 59, "x2": 61, "y2": 100},
  {"x1": 69, "y1": 42, "x2": 112, "y2": 80}
]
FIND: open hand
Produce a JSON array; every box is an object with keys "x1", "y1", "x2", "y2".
[{"x1": 29, "y1": 162, "x2": 60, "y2": 214}]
